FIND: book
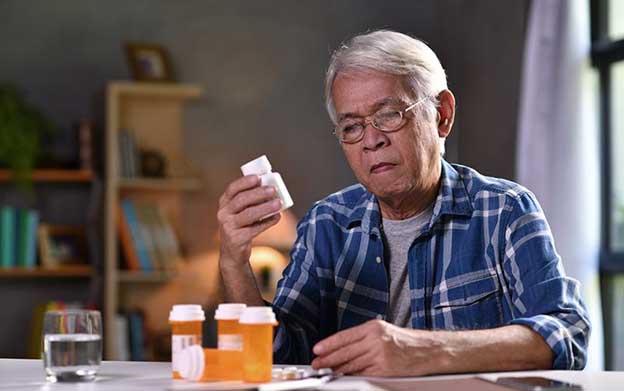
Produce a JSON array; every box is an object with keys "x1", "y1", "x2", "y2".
[
  {"x1": 119, "y1": 129, "x2": 133, "y2": 178},
  {"x1": 118, "y1": 129, "x2": 127, "y2": 177},
  {"x1": 128, "y1": 310, "x2": 145, "y2": 361},
  {"x1": 0, "y1": 206, "x2": 16, "y2": 268},
  {"x1": 119, "y1": 129, "x2": 140, "y2": 178},
  {"x1": 114, "y1": 314, "x2": 130, "y2": 361},
  {"x1": 16, "y1": 209, "x2": 28, "y2": 267},
  {"x1": 134, "y1": 203, "x2": 164, "y2": 270},
  {"x1": 117, "y1": 205, "x2": 141, "y2": 271},
  {"x1": 120, "y1": 200, "x2": 153, "y2": 271},
  {"x1": 16, "y1": 209, "x2": 39, "y2": 268},
  {"x1": 152, "y1": 205, "x2": 182, "y2": 271},
  {"x1": 127, "y1": 129, "x2": 139, "y2": 177},
  {"x1": 25, "y1": 210, "x2": 39, "y2": 268},
  {"x1": 118, "y1": 201, "x2": 183, "y2": 272}
]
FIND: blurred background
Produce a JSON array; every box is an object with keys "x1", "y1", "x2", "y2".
[{"x1": 0, "y1": 0, "x2": 622, "y2": 371}]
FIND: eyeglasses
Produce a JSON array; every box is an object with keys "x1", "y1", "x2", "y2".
[{"x1": 332, "y1": 96, "x2": 429, "y2": 144}]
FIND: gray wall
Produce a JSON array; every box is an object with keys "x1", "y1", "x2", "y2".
[
  {"x1": 1, "y1": 0, "x2": 528, "y2": 251},
  {"x1": 0, "y1": 0, "x2": 528, "y2": 356}
]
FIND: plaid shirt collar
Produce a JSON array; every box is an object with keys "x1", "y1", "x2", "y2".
[{"x1": 346, "y1": 159, "x2": 474, "y2": 235}]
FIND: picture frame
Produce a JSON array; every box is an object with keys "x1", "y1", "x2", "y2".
[
  {"x1": 124, "y1": 43, "x2": 173, "y2": 82},
  {"x1": 38, "y1": 224, "x2": 88, "y2": 268}
]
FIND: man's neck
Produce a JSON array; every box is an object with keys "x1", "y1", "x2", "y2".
[{"x1": 377, "y1": 169, "x2": 441, "y2": 221}]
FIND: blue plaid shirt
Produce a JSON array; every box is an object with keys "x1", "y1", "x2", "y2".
[{"x1": 272, "y1": 160, "x2": 590, "y2": 370}]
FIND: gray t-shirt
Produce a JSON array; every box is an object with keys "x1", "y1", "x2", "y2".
[{"x1": 381, "y1": 205, "x2": 433, "y2": 327}]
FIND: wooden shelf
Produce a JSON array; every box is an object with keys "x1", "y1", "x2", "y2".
[
  {"x1": 105, "y1": 81, "x2": 202, "y2": 359},
  {"x1": 116, "y1": 270, "x2": 177, "y2": 283},
  {"x1": 108, "y1": 81, "x2": 202, "y2": 99},
  {"x1": 0, "y1": 169, "x2": 94, "y2": 182},
  {"x1": 0, "y1": 265, "x2": 94, "y2": 278},
  {"x1": 118, "y1": 177, "x2": 202, "y2": 191}
]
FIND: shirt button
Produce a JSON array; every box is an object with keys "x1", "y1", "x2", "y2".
[
  {"x1": 375, "y1": 256, "x2": 382, "y2": 264},
  {"x1": 376, "y1": 314, "x2": 383, "y2": 320}
]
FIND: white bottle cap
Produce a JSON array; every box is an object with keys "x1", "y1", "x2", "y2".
[
  {"x1": 169, "y1": 304, "x2": 205, "y2": 322},
  {"x1": 241, "y1": 155, "x2": 272, "y2": 176},
  {"x1": 238, "y1": 306, "x2": 277, "y2": 324},
  {"x1": 214, "y1": 303, "x2": 247, "y2": 320},
  {"x1": 177, "y1": 344, "x2": 204, "y2": 381}
]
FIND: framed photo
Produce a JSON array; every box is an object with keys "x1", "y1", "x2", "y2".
[
  {"x1": 38, "y1": 225, "x2": 88, "y2": 268},
  {"x1": 124, "y1": 43, "x2": 173, "y2": 82}
]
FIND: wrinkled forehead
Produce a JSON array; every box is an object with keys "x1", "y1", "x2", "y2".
[{"x1": 331, "y1": 69, "x2": 412, "y2": 117}]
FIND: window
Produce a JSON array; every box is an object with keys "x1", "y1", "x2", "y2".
[
  {"x1": 608, "y1": 0, "x2": 624, "y2": 40},
  {"x1": 591, "y1": 0, "x2": 624, "y2": 266}
]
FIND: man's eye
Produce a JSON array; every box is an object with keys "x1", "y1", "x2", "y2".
[
  {"x1": 340, "y1": 123, "x2": 361, "y2": 134},
  {"x1": 377, "y1": 111, "x2": 401, "y2": 121}
]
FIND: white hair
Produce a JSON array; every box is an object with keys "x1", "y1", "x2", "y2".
[{"x1": 325, "y1": 30, "x2": 449, "y2": 153}]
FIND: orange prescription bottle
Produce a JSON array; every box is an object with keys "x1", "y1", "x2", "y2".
[
  {"x1": 177, "y1": 345, "x2": 243, "y2": 381},
  {"x1": 214, "y1": 303, "x2": 246, "y2": 350},
  {"x1": 239, "y1": 306, "x2": 278, "y2": 383},
  {"x1": 169, "y1": 304, "x2": 205, "y2": 379}
]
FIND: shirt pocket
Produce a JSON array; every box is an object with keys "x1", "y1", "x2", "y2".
[{"x1": 431, "y1": 270, "x2": 503, "y2": 330}]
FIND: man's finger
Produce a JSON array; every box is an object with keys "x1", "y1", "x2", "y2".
[
  {"x1": 228, "y1": 185, "x2": 278, "y2": 215},
  {"x1": 311, "y1": 338, "x2": 369, "y2": 370},
  {"x1": 221, "y1": 175, "x2": 261, "y2": 205},
  {"x1": 233, "y1": 198, "x2": 282, "y2": 227},
  {"x1": 239, "y1": 213, "x2": 281, "y2": 239},
  {"x1": 313, "y1": 323, "x2": 369, "y2": 356}
]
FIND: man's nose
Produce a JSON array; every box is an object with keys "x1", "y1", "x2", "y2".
[{"x1": 362, "y1": 123, "x2": 388, "y2": 151}]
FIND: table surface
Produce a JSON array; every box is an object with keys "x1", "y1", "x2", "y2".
[{"x1": 0, "y1": 359, "x2": 622, "y2": 391}]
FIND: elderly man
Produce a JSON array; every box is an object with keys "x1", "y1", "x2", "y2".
[{"x1": 217, "y1": 30, "x2": 590, "y2": 376}]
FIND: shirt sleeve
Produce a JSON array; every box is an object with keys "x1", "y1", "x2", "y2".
[
  {"x1": 500, "y1": 191, "x2": 591, "y2": 370},
  {"x1": 271, "y1": 208, "x2": 321, "y2": 364}
]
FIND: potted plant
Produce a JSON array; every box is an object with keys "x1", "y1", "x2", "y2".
[{"x1": 0, "y1": 83, "x2": 53, "y2": 189}]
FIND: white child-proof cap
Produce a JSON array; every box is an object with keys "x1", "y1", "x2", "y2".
[
  {"x1": 241, "y1": 155, "x2": 272, "y2": 176},
  {"x1": 238, "y1": 306, "x2": 277, "y2": 324},
  {"x1": 177, "y1": 344, "x2": 204, "y2": 381},
  {"x1": 214, "y1": 303, "x2": 247, "y2": 320},
  {"x1": 169, "y1": 304, "x2": 205, "y2": 322}
]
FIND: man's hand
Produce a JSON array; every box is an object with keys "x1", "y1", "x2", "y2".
[
  {"x1": 217, "y1": 175, "x2": 283, "y2": 304},
  {"x1": 217, "y1": 175, "x2": 282, "y2": 268},
  {"x1": 311, "y1": 321, "x2": 554, "y2": 377},
  {"x1": 311, "y1": 320, "x2": 446, "y2": 377}
]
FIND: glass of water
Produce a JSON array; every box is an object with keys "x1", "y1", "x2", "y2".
[{"x1": 42, "y1": 309, "x2": 102, "y2": 382}]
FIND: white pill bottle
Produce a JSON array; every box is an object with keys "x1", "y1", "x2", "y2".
[{"x1": 241, "y1": 155, "x2": 294, "y2": 213}]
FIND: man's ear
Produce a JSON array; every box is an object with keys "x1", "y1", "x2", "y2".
[{"x1": 437, "y1": 90, "x2": 455, "y2": 138}]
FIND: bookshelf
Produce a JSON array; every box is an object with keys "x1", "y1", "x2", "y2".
[
  {"x1": 116, "y1": 270, "x2": 177, "y2": 283},
  {"x1": 0, "y1": 169, "x2": 94, "y2": 182},
  {"x1": 104, "y1": 81, "x2": 203, "y2": 360},
  {"x1": 0, "y1": 167, "x2": 99, "y2": 358},
  {"x1": 0, "y1": 265, "x2": 94, "y2": 278},
  {"x1": 118, "y1": 177, "x2": 202, "y2": 191}
]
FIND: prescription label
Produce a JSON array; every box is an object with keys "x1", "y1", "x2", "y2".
[{"x1": 172, "y1": 334, "x2": 201, "y2": 372}]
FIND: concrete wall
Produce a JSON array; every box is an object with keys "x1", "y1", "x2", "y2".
[{"x1": 0, "y1": 0, "x2": 528, "y2": 357}]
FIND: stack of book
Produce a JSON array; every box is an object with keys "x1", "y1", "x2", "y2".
[
  {"x1": 118, "y1": 129, "x2": 140, "y2": 178},
  {"x1": 0, "y1": 206, "x2": 39, "y2": 269},
  {"x1": 117, "y1": 199, "x2": 181, "y2": 272}
]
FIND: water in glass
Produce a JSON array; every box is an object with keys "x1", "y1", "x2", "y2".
[{"x1": 42, "y1": 310, "x2": 102, "y2": 382}]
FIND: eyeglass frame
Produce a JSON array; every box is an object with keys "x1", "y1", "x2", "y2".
[{"x1": 331, "y1": 96, "x2": 431, "y2": 144}]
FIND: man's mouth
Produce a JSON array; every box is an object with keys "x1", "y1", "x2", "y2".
[{"x1": 370, "y1": 162, "x2": 396, "y2": 174}]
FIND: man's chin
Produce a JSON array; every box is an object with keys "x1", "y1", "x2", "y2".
[{"x1": 365, "y1": 180, "x2": 409, "y2": 200}]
